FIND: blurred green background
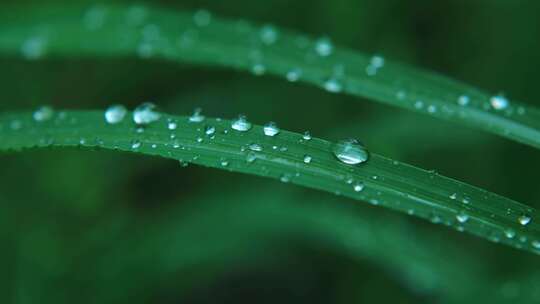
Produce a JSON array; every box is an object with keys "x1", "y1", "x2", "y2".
[{"x1": 1, "y1": 0, "x2": 540, "y2": 303}]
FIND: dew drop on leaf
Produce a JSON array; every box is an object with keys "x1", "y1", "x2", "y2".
[
  {"x1": 104, "y1": 104, "x2": 127, "y2": 124},
  {"x1": 131, "y1": 140, "x2": 141, "y2": 149},
  {"x1": 193, "y1": 9, "x2": 212, "y2": 27},
  {"x1": 456, "y1": 212, "x2": 469, "y2": 223},
  {"x1": 518, "y1": 214, "x2": 531, "y2": 226},
  {"x1": 490, "y1": 94, "x2": 509, "y2": 111},
  {"x1": 205, "y1": 125, "x2": 216, "y2": 136},
  {"x1": 333, "y1": 139, "x2": 369, "y2": 165},
  {"x1": 231, "y1": 115, "x2": 252, "y2": 132},
  {"x1": 324, "y1": 78, "x2": 342, "y2": 93},
  {"x1": 302, "y1": 131, "x2": 312, "y2": 141},
  {"x1": 133, "y1": 102, "x2": 160, "y2": 125},
  {"x1": 504, "y1": 229, "x2": 516, "y2": 239},
  {"x1": 353, "y1": 182, "x2": 364, "y2": 192},
  {"x1": 286, "y1": 68, "x2": 302, "y2": 82},
  {"x1": 263, "y1": 122, "x2": 280, "y2": 136},
  {"x1": 457, "y1": 95, "x2": 470, "y2": 106},
  {"x1": 189, "y1": 108, "x2": 205, "y2": 123},
  {"x1": 33, "y1": 106, "x2": 54, "y2": 122},
  {"x1": 21, "y1": 36, "x2": 47, "y2": 60},
  {"x1": 167, "y1": 121, "x2": 177, "y2": 130},
  {"x1": 249, "y1": 143, "x2": 263, "y2": 151},
  {"x1": 260, "y1": 24, "x2": 278, "y2": 45},
  {"x1": 314, "y1": 37, "x2": 333, "y2": 57},
  {"x1": 303, "y1": 155, "x2": 312, "y2": 164}
]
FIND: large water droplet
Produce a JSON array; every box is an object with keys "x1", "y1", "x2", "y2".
[
  {"x1": 189, "y1": 108, "x2": 205, "y2": 123},
  {"x1": 518, "y1": 215, "x2": 531, "y2": 226},
  {"x1": 104, "y1": 104, "x2": 127, "y2": 124},
  {"x1": 133, "y1": 102, "x2": 160, "y2": 125},
  {"x1": 314, "y1": 37, "x2": 333, "y2": 57},
  {"x1": 490, "y1": 94, "x2": 509, "y2": 111},
  {"x1": 263, "y1": 122, "x2": 280, "y2": 137},
  {"x1": 33, "y1": 106, "x2": 54, "y2": 122},
  {"x1": 231, "y1": 115, "x2": 252, "y2": 132},
  {"x1": 302, "y1": 131, "x2": 312, "y2": 141},
  {"x1": 333, "y1": 139, "x2": 369, "y2": 165}
]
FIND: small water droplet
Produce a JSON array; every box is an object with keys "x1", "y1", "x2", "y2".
[
  {"x1": 280, "y1": 174, "x2": 291, "y2": 183},
  {"x1": 133, "y1": 102, "x2": 160, "y2": 125},
  {"x1": 456, "y1": 212, "x2": 469, "y2": 223},
  {"x1": 263, "y1": 122, "x2": 280, "y2": 136},
  {"x1": 167, "y1": 121, "x2": 177, "y2": 130},
  {"x1": 504, "y1": 229, "x2": 516, "y2": 239},
  {"x1": 323, "y1": 78, "x2": 342, "y2": 93},
  {"x1": 286, "y1": 68, "x2": 302, "y2": 82},
  {"x1": 21, "y1": 36, "x2": 47, "y2": 60},
  {"x1": 449, "y1": 193, "x2": 458, "y2": 200},
  {"x1": 231, "y1": 115, "x2": 252, "y2": 132},
  {"x1": 193, "y1": 9, "x2": 212, "y2": 27},
  {"x1": 205, "y1": 125, "x2": 216, "y2": 136},
  {"x1": 221, "y1": 160, "x2": 229, "y2": 167},
  {"x1": 302, "y1": 131, "x2": 312, "y2": 141},
  {"x1": 246, "y1": 152, "x2": 257, "y2": 163},
  {"x1": 353, "y1": 182, "x2": 364, "y2": 192},
  {"x1": 314, "y1": 37, "x2": 333, "y2": 57},
  {"x1": 370, "y1": 55, "x2": 385, "y2": 69},
  {"x1": 196, "y1": 137, "x2": 203, "y2": 143},
  {"x1": 104, "y1": 104, "x2": 127, "y2": 124},
  {"x1": 131, "y1": 140, "x2": 141, "y2": 149},
  {"x1": 260, "y1": 24, "x2": 278, "y2": 45},
  {"x1": 490, "y1": 94, "x2": 509, "y2": 111},
  {"x1": 249, "y1": 143, "x2": 263, "y2": 151},
  {"x1": 251, "y1": 63, "x2": 266, "y2": 75},
  {"x1": 189, "y1": 108, "x2": 205, "y2": 123},
  {"x1": 427, "y1": 105, "x2": 437, "y2": 113},
  {"x1": 333, "y1": 139, "x2": 369, "y2": 165},
  {"x1": 518, "y1": 215, "x2": 531, "y2": 226},
  {"x1": 532, "y1": 240, "x2": 540, "y2": 249},
  {"x1": 303, "y1": 155, "x2": 312, "y2": 164},
  {"x1": 33, "y1": 106, "x2": 54, "y2": 122},
  {"x1": 457, "y1": 95, "x2": 470, "y2": 106}
]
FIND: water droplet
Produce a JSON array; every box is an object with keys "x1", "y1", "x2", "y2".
[
  {"x1": 251, "y1": 63, "x2": 266, "y2": 75},
  {"x1": 532, "y1": 240, "x2": 540, "y2": 249},
  {"x1": 220, "y1": 160, "x2": 229, "y2": 167},
  {"x1": 21, "y1": 36, "x2": 47, "y2": 60},
  {"x1": 196, "y1": 137, "x2": 203, "y2": 143},
  {"x1": 246, "y1": 152, "x2": 257, "y2": 163},
  {"x1": 490, "y1": 94, "x2": 509, "y2": 111},
  {"x1": 303, "y1": 155, "x2": 312, "y2": 164},
  {"x1": 205, "y1": 125, "x2": 216, "y2": 136},
  {"x1": 456, "y1": 212, "x2": 469, "y2": 223},
  {"x1": 302, "y1": 131, "x2": 312, "y2": 141},
  {"x1": 131, "y1": 140, "x2": 141, "y2": 149},
  {"x1": 193, "y1": 9, "x2": 212, "y2": 27},
  {"x1": 396, "y1": 90, "x2": 407, "y2": 100},
  {"x1": 518, "y1": 215, "x2": 531, "y2": 226},
  {"x1": 504, "y1": 229, "x2": 516, "y2": 239},
  {"x1": 249, "y1": 143, "x2": 263, "y2": 151},
  {"x1": 414, "y1": 100, "x2": 424, "y2": 109},
  {"x1": 189, "y1": 108, "x2": 205, "y2": 123},
  {"x1": 260, "y1": 24, "x2": 278, "y2": 45},
  {"x1": 324, "y1": 78, "x2": 342, "y2": 93},
  {"x1": 353, "y1": 182, "x2": 364, "y2": 192},
  {"x1": 333, "y1": 139, "x2": 369, "y2": 165},
  {"x1": 427, "y1": 105, "x2": 437, "y2": 113},
  {"x1": 457, "y1": 95, "x2": 470, "y2": 106},
  {"x1": 263, "y1": 122, "x2": 280, "y2": 136},
  {"x1": 104, "y1": 104, "x2": 127, "y2": 124},
  {"x1": 33, "y1": 106, "x2": 54, "y2": 122},
  {"x1": 314, "y1": 37, "x2": 333, "y2": 57},
  {"x1": 280, "y1": 174, "x2": 291, "y2": 183},
  {"x1": 167, "y1": 121, "x2": 177, "y2": 130},
  {"x1": 449, "y1": 193, "x2": 458, "y2": 200},
  {"x1": 231, "y1": 115, "x2": 252, "y2": 132},
  {"x1": 286, "y1": 68, "x2": 302, "y2": 82},
  {"x1": 133, "y1": 102, "x2": 160, "y2": 125},
  {"x1": 370, "y1": 55, "x2": 385, "y2": 69}
]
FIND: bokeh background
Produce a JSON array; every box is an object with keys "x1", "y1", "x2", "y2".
[{"x1": 1, "y1": 0, "x2": 540, "y2": 303}]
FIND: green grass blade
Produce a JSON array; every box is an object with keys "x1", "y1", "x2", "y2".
[
  {"x1": 1, "y1": 110, "x2": 539, "y2": 255},
  {"x1": 0, "y1": 4, "x2": 539, "y2": 148}
]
